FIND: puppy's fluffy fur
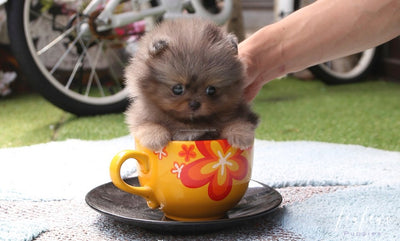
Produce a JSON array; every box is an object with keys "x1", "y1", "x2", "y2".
[{"x1": 125, "y1": 18, "x2": 258, "y2": 151}]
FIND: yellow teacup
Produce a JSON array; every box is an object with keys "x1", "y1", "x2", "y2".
[{"x1": 110, "y1": 139, "x2": 253, "y2": 221}]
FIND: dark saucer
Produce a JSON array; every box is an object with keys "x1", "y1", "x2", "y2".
[{"x1": 85, "y1": 177, "x2": 282, "y2": 233}]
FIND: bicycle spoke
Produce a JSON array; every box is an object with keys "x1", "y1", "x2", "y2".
[
  {"x1": 107, "y1": 46, "x2": 126, "y2": 68},
  {"x1": 50, "y1": 31, "x2": 84, "y2": 74},
  {"x1": 77, "y1": 38, "x2": 105, "y2": 97},
  {"x1": 106, "y1": 47, "x2": 127, "y2": 90},
  {"x1": 93, "y1": 46, "x2": 106, "y2": 97},
  {"x1": 15, "y1": 0, "x2": 131, "y2": 114},
  {"x1": 85, "y1": 41, "x2": 105, "y2": 97},
  {"x1": 65, "y1": 49, "x2": 87, "y2": 89},
  {"x1": 37, "y1": 27, "x2": 75, "y2": 56},
  {"x1": 102, "y1": 48, "x2": 123, "y2": 91}
]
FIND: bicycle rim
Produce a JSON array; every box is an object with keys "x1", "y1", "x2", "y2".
[
  {"x1": 22, "y1": 0, "x2": 136, "y2": 106},
  {"x1": 317, "y1": 48, "x2": 376, "y2": 79}
]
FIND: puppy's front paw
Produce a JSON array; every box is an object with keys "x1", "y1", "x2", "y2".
[
  {"x1": 226, "y1": 132, "x2": 254, "y2": 150},
  {"x1": 221, "y1": 122, "x2": 255, "y2": 150},
  {"x1": 135, "y1": 123, "x2": 171, "y2": 151}
]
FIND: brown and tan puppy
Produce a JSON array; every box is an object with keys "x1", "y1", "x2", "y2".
[{"x1": 125, "y1": 18, "x2": 258, "y2": 151}]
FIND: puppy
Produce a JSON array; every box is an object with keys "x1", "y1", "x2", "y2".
[{"x1": 125, "y1": 18, "x2": 258, "y2": 151}]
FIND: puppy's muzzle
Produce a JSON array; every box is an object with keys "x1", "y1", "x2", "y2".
[{"x1": 189, "y1": 100, "x2": 201, "y2": 111}]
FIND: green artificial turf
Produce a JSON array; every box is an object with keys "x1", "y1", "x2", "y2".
[
  {"x1": 0, "y1": 94, "x2": 129, "y2": 148},
  {"x1": 252, "y1": 77, "x2": 400, "y2": 151},
  {"x1": 1, "y1": 77, "x2": 400, "y2": 151}
]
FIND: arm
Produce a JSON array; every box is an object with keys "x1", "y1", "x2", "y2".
[{"x1": 239, "y1": 0, "x2": 400, "y2": 102}]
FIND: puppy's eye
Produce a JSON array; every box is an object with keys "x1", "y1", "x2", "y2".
[
  {"x1": 206, "y1": 86, "x2": 216, "y2": 96},
  {"x1": 172, "y1": 84, "x2": 184, "y2": 95}
]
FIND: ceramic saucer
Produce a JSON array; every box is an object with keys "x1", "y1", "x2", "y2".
[{"x1": 85, "y1": 177, "x2": 282, "y2": 233}]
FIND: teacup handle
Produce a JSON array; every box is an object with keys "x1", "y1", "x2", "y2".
[{"x1": 109, "y1": 150, "x2": 159, "y2": 209}]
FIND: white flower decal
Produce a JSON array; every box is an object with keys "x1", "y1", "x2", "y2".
[{"x1": 170, "y1": 162, "x2": 185, "y2": 179}]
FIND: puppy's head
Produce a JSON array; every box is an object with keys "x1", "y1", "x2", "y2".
[{"x1": 127, "y1": 19, "x2": 245, "y2": 122}]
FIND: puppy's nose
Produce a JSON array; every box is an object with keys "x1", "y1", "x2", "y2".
[{"x1": 189, "y1": 100, "x2": 201, "y2": 111}]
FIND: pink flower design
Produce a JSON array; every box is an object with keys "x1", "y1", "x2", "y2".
[
  {"x1": 178, "y1": 144, "x2": 197, "y2": 162},
  {"x1": 179, "y1": 140, "x2": 249, "y2": 201}
]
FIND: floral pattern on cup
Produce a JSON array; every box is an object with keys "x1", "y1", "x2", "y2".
[
  {"x1": 170, "y1": 162, "x2": 185, "y2": 179},
  {"x1": 177, "y1": 140, "x2": 249, "y2": 201},
  {"x1": 178, "y1": 144, "x2": 197, "y2": 162},
  {"x1": 153, "y1": 147, "x2": 168, "y2": 160}
]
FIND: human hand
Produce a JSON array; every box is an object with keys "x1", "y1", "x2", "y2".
[
  {"x1": 238, "y1": 26, "x2": 282, "y2": 103},
  {"x1": 239, "y1": 45, "x2": 263, "y2": 103}
]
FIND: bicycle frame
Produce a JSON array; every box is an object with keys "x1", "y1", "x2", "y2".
[
  {"x1": 3, "y1": 0, "x2": 235, "y2": 114},
  {"x1": 83, "y1": 0, "x2": 232, "y2": 33}
]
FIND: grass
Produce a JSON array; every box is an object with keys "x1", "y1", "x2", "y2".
[
  {"x1": 1, "y1": 77, "x2": 400, "y2": 151},
  {"x1": 0, "y1": 94, "x2": 129, "y2": 148},
  {"x1": 253, "y1": 77, "x2": 400, "y2": 151}
]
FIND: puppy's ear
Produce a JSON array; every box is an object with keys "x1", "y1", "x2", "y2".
[
  {"x1": 204, "y1": 23, "x2": 223, "y2": 44},
  {"x1": 149, "y1": 39, "x2": 169, "y2": 57},
  {"x1": 227, "y1": 33, "x2": 238, "y2": 54}
]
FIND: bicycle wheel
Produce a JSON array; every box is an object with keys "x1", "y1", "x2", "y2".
[
  {"x1": 294, "y1": 0, "x2": 379, "y2": 85},
  {"x1": 6, "y1": 0, "x2": 154, "y2": 115},
  {"x1": 189, "y1": 0, "x2": 232, "y2": 25},
  {"x1": 308, "y1": 48, "x2": 378, "y2": 85}
]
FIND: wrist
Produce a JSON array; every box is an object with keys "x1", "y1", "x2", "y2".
[{"x1": 239, "y1": 24, "x2": 286, "y2": 83}]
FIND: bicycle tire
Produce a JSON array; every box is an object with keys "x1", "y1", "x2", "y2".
[
  {"x1": 190, "y1": 0, "x2": 232, "y2": 25},
  {"x1": 294, "y1": 0, "x2": 379, "y2": 85},
  {"x1": 308, "y1": 48, "x2": 379, "y2": 85},
  {"x1": 6, "y1": 0, "x2": 130, "y2": 116}
]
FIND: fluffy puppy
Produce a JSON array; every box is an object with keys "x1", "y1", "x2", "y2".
[{"x1": 125, "y1": 18, "x2": 258, "y2": 151}]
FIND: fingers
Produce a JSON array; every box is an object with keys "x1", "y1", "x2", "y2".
[{"x1": 243, "y1": 79, "x2": 264, "y2": 103}]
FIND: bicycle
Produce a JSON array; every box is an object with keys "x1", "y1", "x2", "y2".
[
  {"x1": 274, "y1": 0, "x2": 379, "y2": 85},
  {"x1": 4, "y1": 0, "x2": 233, "y2": 115}
]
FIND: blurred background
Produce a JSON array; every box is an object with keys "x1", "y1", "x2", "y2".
[
  {"x1": 1, "y1": 0, "x2": 399, "y2": 98},
  {"x1": 1, "y1": 0, "x2": 399, "y2": 151}
]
